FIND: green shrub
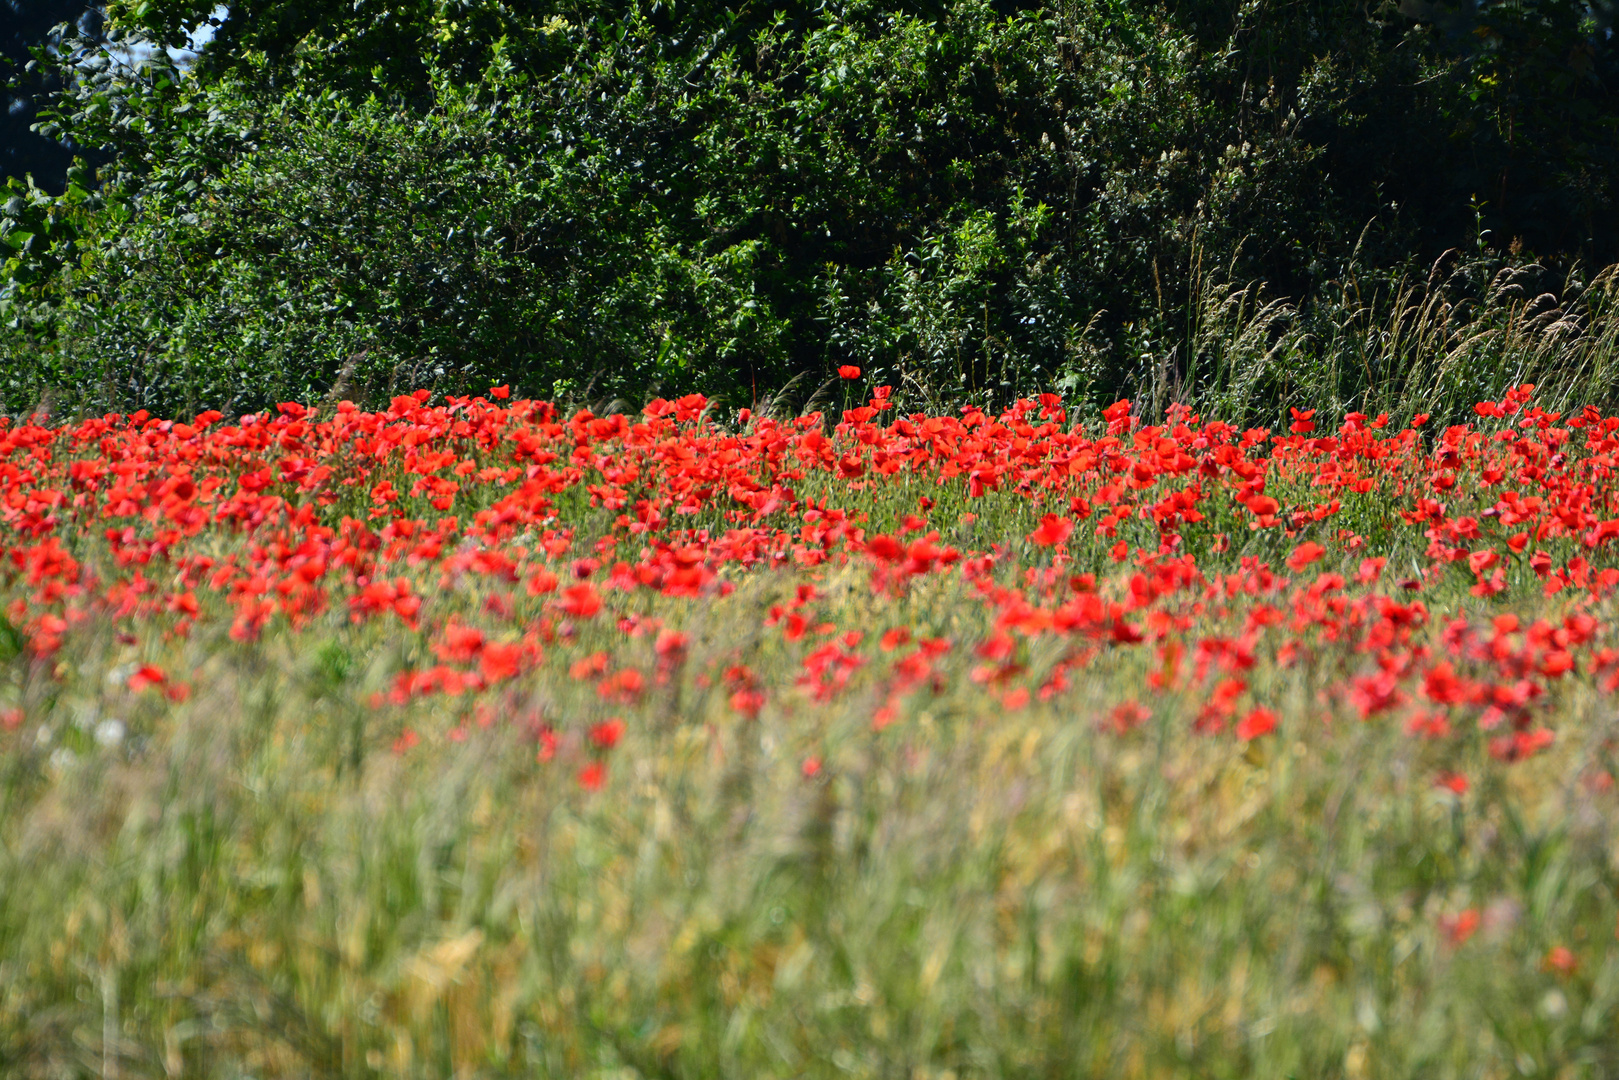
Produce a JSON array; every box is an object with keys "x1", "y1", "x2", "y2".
[{"x1": 2, "y1": 0, "x2": 1616, "y2": 415}]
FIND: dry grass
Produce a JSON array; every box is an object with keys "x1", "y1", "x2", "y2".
[{"x1": 4, "y1": 539, "x2": 1619, "y2": 1079}]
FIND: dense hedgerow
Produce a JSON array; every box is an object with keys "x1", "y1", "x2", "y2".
[{"x1": 4, "y1": 0, "x2": 1618, "y2": 416}]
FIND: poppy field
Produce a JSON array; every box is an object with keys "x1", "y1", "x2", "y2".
[{"x1": 4, "y1": 380, "x2": 1619, "y2": 1078}]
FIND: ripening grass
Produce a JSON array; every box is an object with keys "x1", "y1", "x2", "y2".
[
  {"x1": 4, "y1": 387, "x2": 1619, "y2": 1078},
  {"x1": 1159, "y1": 257, "x2": 1619, "y2": 435}
]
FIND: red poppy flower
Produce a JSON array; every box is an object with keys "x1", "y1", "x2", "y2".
[
  {"x1": 590, "y1": 718, "x2": 625, "y2": 749},
  {"x1": 127, "y1": 665, "x2": 168, "y2": 693},
  {"x1": 1438, "y1": 909, "x2": 1479, "y2": 946},
  {"x1": 1236, "y1": 707, "x2": 1277, "y2": 740},
  {"x1": 1028, "y1": 514, "x2": 1074, "y2": 547},
  {"x1": 1543, "y1": 946, "x2": 1577, "y2": 975},
  {"x1": 560, "y1": 582, "x2": 603, "y2": 618},
  {"x1": 478, "y1": 642, "x2": 525, "y2": 683},
  {"x1": 1286, "y1": 542, "x2": 1326, "y2": 572}
]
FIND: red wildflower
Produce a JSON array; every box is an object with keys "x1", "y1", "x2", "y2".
[
  {"x1": 437, "y1": 621, "x2": 487, "y2": 662},
  {"x1": 1489, "y1": 728, "x2": 1554, "y2": 762},
  {"x1": 590, "y1": 718, "x2": 626, "y2": 749},
  {"x1": 1108, "y1": 700, "x2": 1150, "y2": 733},
  {"x1": 560, "y1": 582, "x2": 602, "y2": 618},
  {"x1": 1435, "y1": 772, "x2": 1469, "y2": 795},
  {"x1": 1439, "y1": 909, "x2": 1480, "y2": 946},
  {"x1": 1236, "y1": 706, "x2": 1277, "y2": 741},
  {"x1": 597, "y1": 668, "x2": 645, "y2": 703},
  {"x1": 654, "y1": 629, "x2": 690, "y2": 658},
  {"x1": 1543, "y1": 946, "x2": 1577, "y2": 975},
  {"x1": 479, "y1": 642, "x2": 525, "y2": 683},
  {"x1": 1244, "y1": 494, "x2": 1281, "y2": 522},
  {"x1": 866, "y1": 534, "x2": 906, "y2": 562},
  {"x1": 127, "y1": 665, "x2": 168, "y2": 693},
  {"x1": 536, "y1": 728, "x2": 559, "y2": 762},
  {"x1": 1028, "y1": 514, "x2": 1074, "y2": 547},
  {"x1": 1286, "y1": 542, "x2": 1326, "y2": 572}
]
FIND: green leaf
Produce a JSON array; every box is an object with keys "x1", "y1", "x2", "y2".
[{"x1": 0, "y1": 614, "x2": 23, "y2": 663}]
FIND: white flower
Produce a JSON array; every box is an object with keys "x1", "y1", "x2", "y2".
[{"x1": 95, "y1": 719, "x2": 127, "y2": 748}]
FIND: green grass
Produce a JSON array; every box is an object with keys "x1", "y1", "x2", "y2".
[{"x1": 4, "y1": 544, "x2": 1619, "y2": 1079}]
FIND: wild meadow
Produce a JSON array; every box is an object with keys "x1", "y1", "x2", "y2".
[{"x1": 4, "y1": 378, "x2": 1619, "y2": 1078}]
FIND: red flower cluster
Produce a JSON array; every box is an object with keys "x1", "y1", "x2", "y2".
[{"x1": 2, "y1": 382, "x2": 1617, "y2": 794}]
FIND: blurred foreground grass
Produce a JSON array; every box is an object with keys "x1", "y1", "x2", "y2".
[{"x1": 4, "y1": 559, "x2": 1619, "y2": 1080}]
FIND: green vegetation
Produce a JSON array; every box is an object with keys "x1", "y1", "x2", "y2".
[
  {"x1": 8, "y1": 573, "x2": 1617, "y2": 1078},
  {"x1": 5, "y1": 441, "x2": 1619, "y2": 1079},
  {"x1": 3, "y1": 0, "x2": 1618, "y2": 418},
  {"x1": 6, "y1": 5, "x2": 1619, "y2": 1076}
]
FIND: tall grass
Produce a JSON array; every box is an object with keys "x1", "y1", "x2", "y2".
[
  {"x1": 4, "y1": 514, "x2": 1619, "y2": 1078},
  {"x1": 1154, "y1": 254, "x2": 1619, "y2": 429}
]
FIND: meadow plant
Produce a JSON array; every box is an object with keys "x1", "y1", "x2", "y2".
[{"x1": 3, "y1": 382, "x2": 1619, "y2": 1076}]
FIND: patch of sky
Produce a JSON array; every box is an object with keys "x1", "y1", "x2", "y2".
[{"x1": 103, "y1": 4, "x2": 226, "y2": 74}]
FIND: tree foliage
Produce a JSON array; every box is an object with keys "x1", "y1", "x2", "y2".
[
  {"x1": 2, "y1": 0, "x2": 1617, "y2": 415},
  {"x1": 1, "y1": 0, "x2": 102, "y2": 193}
]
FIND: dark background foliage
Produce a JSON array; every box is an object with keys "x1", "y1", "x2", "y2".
[
  {"x1": 2, "y1": 0, "x2": 1616, "y2": 417},
  {"x1": 2, "y1": 0, "x2": 101, "y2": 190}
]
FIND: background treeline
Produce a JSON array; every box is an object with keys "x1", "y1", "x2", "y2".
[{"x1": 2, "y1": 0, "x2": 1618, "y2": 421}]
